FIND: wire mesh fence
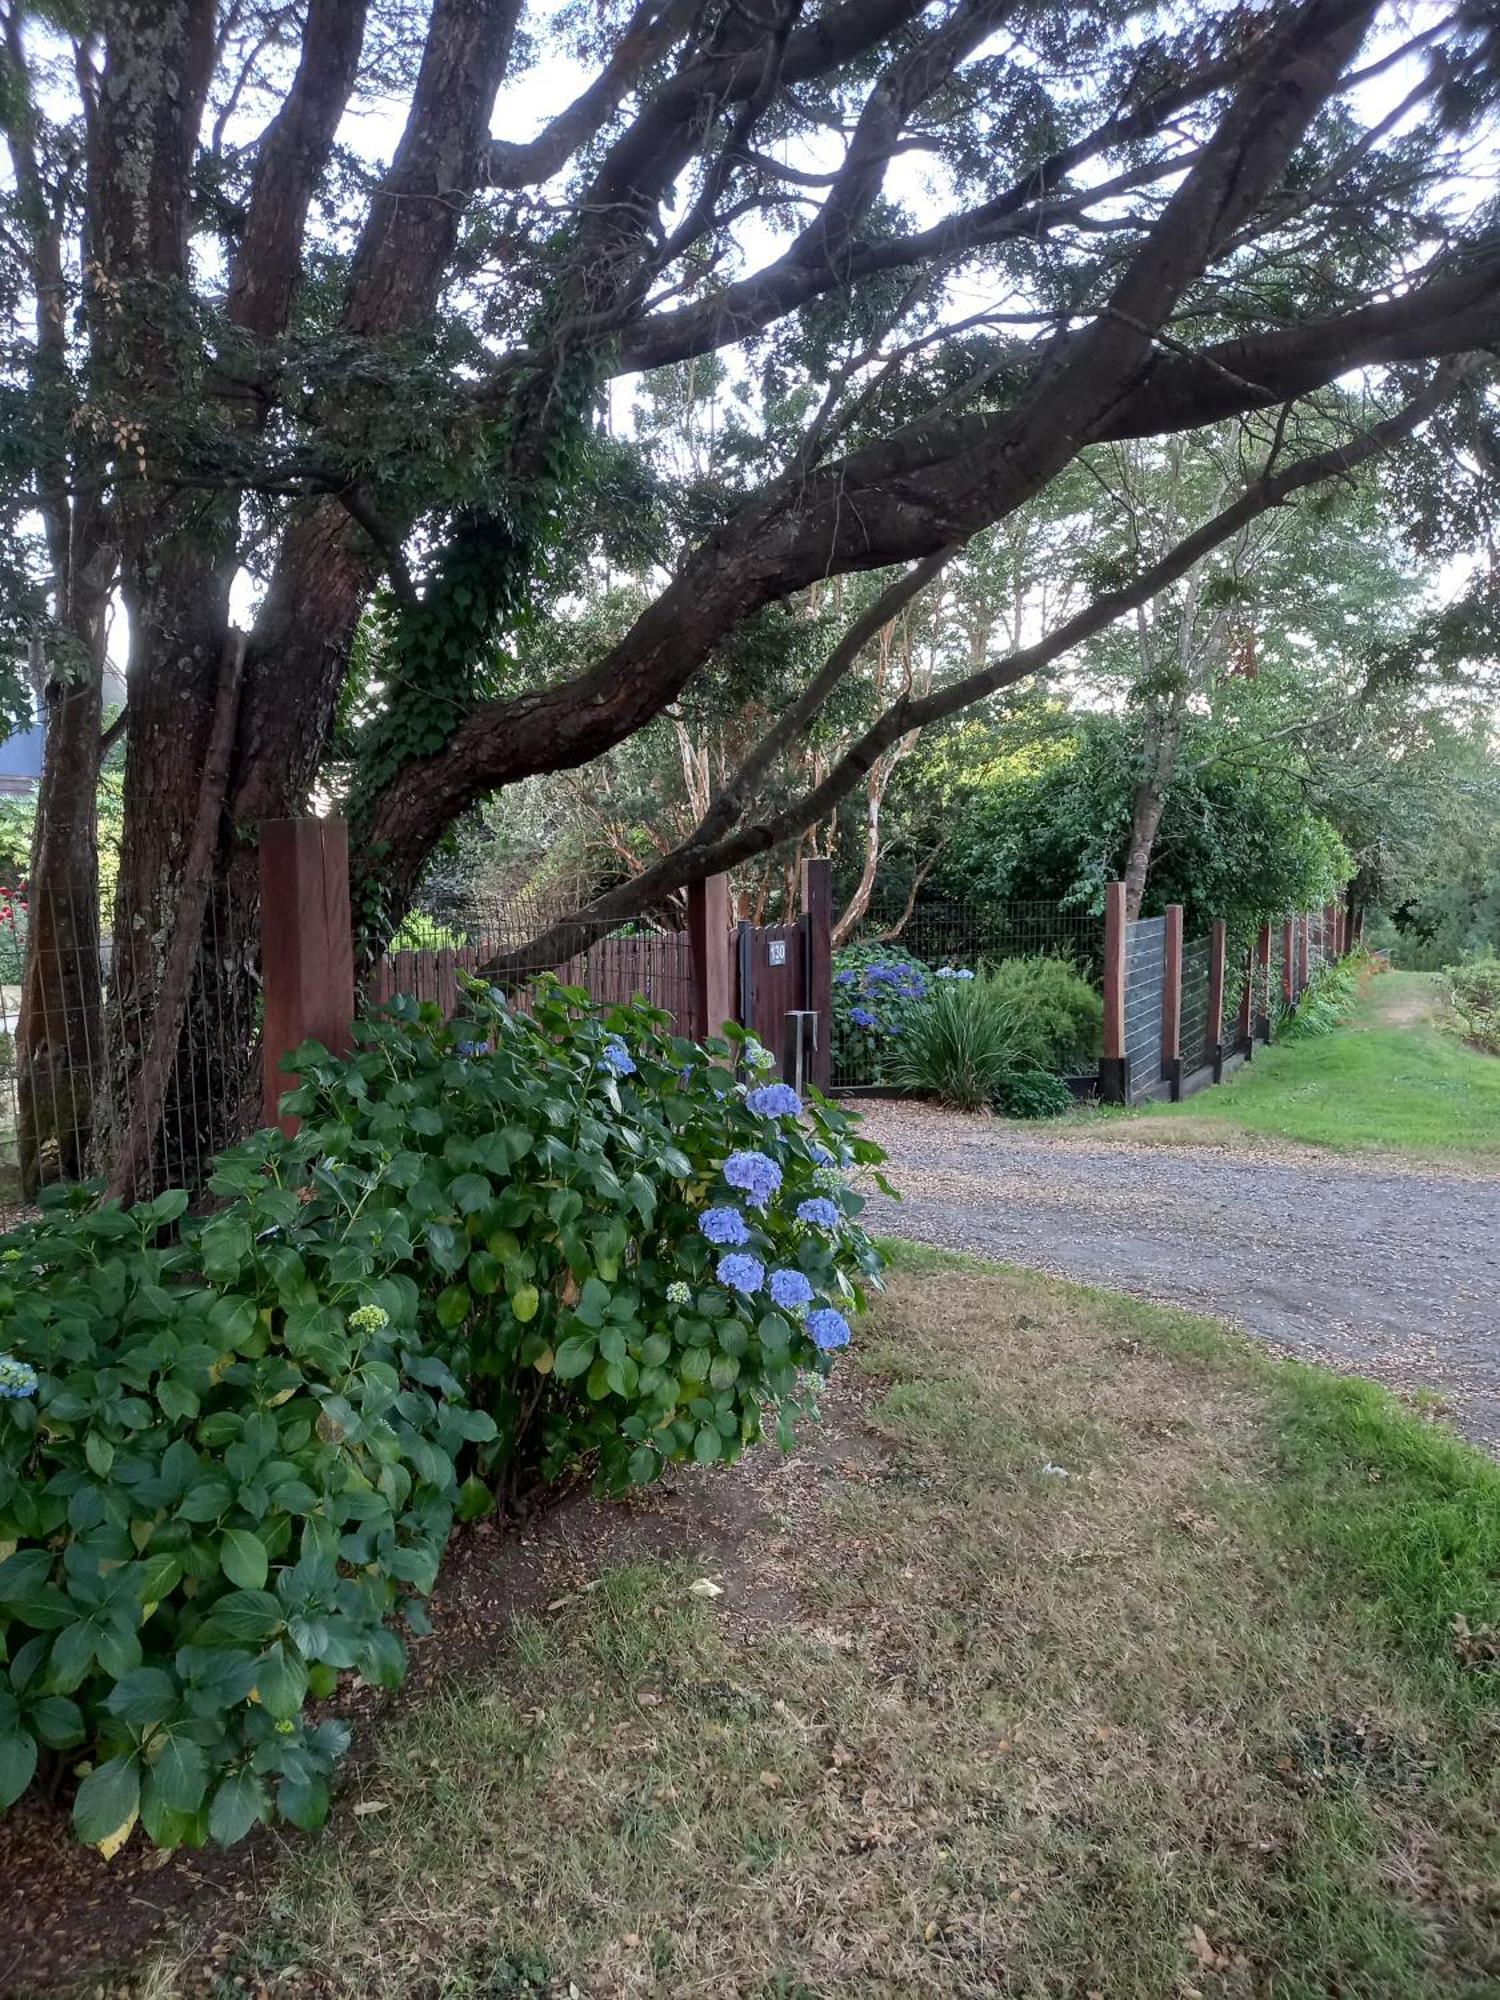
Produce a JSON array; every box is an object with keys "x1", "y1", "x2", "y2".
[
  {"x1": 0, "y1": 875, "x2": 261, "y2": 1210},
  {"x1": 1123, "y1": 914, "x2": 1166, "y2": 1100},
  {"x1": 841, "y1": 895, "x2": 1101, "y2": 975},
  {"x1": 830, "y1": 894, "x2": 1103, "y2": 1090},
  {"x1": 1178, "y1": 933, "x2": 1212, "y2": 1075}
]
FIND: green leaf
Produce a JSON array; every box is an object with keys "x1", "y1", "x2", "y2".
[
  {"x1": 455, "y1": 1475, "x2": 495, "y2": 1522},
  {"x1": 510, "y1": 1282, "x2": 540, "y2": 1323},
  {"x1": 254, "y1": 1641, "x2": 308, "y2": 1720},
  {"x1": 104, "y1": 1666, "x2": 178, "y2": 1731},
  {"x1": 209, "y1": 1769, "x2": 268, "y2": 1847},
  {"x1": 467, "y1": 1250, "x2": 501, "y2": 1296},
  {"x1": 197, "y1": 1588, "x2": 283, "y2": 1644},
  {"x1": 152, "y1": 1732, "x2": 209, "y2": 1812},
  {"x1": 693, "y1": 1423, "x2": 722, "y2": 1466},
  {"x1": 0, "y1": 1729, "x2": 37, "y2": 1809},
  {"x1": 84, "y1": 1431, "x2": 115, "y2": 1478},
  {"x1": 436, "y1": 1284, "x2": 471, "y2": 1330},
  {"x1": 551, "y1": 1334, "x2": 594, "y2": 1381},
  {"x1": 73, "y1": 1753, "x2": 140, "y2": 1846},
  {"x1": 220, "y1": 1528, "x2": 269, "y2": 1592},
  {"x1": 573, "y1": 1277, "x2": 611, "y2": 1328}
]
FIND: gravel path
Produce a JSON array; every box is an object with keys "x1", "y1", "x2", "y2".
[{"x1": 853, "y1": 1101, "x2": 1500, "y2": 1448}]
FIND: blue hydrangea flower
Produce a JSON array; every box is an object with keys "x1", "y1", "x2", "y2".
[
  {"x1": 599, "y1": 1039, "x2": 636, "y2": 1076},
  {"x1": 849, "y1": 1006, "x2": 878, "y2": 1029},
  {"x1": 745, "y1": 1082, "x2": 801, "y2": 1119},
  {"x1": 744, "y1": 1040, "x2": 777, "y2": 1073},
  {"x1": 0, "y1": 1353, "x2": 38, "y2": 1399},
  {"x1": 834, "y1": 969, "x2": 857, "y2": 987},
  {"x1": 769, "y1": 1268, "x2": 814, "y2": 1311},
  {"x1": 698, "y1": 1205, "x2": 750, "y2": 1246},
  {"x1": 808, "y1": 1142, "x2": 834, "y2": 1165},
  {"x1": 806, "y1": 1307, "x2": 851, "y2": 1352},
  {"x1": 796, "y1": 1196, "x2": 840, "y2": 1230},
  {"x1": 666, "y1": 1280, "x2": 692, "y2": 1306},
  {"x1": 722, "y1": 1149, "x2": 781, "y2": 1210},
  {"x1": 717, "y1": 1252, "x2": 764, "y2": 1295}
]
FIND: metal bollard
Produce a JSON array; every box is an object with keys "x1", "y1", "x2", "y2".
[{"x1": 782, "y1": 1009, "x2": 818, "y2": 1094}]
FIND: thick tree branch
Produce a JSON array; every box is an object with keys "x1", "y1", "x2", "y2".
[
  {"x1": 361, "y1": 0, "x2": 1383, "y2": 907},
  {"x1": 486, "y1": 0, "x2": 697, "y2": 188},
  {"x1": 226, "y1": 0, "x2": 369, "y2": 339},
  {"x1": 482, "y1": 359, "x2": 1477, "y2": 974}
]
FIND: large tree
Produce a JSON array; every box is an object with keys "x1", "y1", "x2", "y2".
[{"x1": 2, "y1": 0, "x2": 1499, "y2": 1181}]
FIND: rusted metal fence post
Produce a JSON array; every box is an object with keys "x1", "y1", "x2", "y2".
[
  {"x1": 1099, "y1": 880, "x2": 1129, "y2": 1104},
  {"x1": 260, "y1": 818, "x2": 355, "y2": 1134},
  {"x1": 1161, "y1": 902, "x2": 1184, "y2": 1099},
  {"x1": 1207, "y1": 918, "x2": 1227, "y2": 1081},
  {"x1": 686, "y1": 873, "x2": 731, "y2": 1044},
  {"x1": 800, "y1": 856, "x2": 833, "y2": 1092}
]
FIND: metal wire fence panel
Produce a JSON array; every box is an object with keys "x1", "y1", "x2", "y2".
[
  {"x1": 1179, "y1": 934, "x2": 1213, "y2": 1075},
  {"x1": 844, "y1": 895, "x2": 1101, "y2": 976},
  {"x1": 1123, "y1": 915, "x2": 1165, "y2": 1099},
  {"x1": 365, "y1": 910, "x2": 695, "y2": 1034},
  {"x1": 1, "y1": 875, "x2": 261, "y2": 1209},
  {"x1": 830, "y1": 894, "x2": 1103, "y2": 1089}
]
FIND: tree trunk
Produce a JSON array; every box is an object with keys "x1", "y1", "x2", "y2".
[
  {"x1": 16, "y1": 510, "x2": 114, "y2": 1192},
  {"x1": 1121, "y1": 702, "x2": 1185, "y2": 921}
]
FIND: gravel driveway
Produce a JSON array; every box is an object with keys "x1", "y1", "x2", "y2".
[{"x1": 853, "y1": 1101, "x2": 1500, "y2": 1448}]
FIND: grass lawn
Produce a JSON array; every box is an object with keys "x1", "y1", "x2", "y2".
[
  {"x1": 1132, "y1": 970, "x2": 1500, "y2": 1161},
  {"x1": 134, "y1": 1243, "x2": 1500, "y2": 2000}
]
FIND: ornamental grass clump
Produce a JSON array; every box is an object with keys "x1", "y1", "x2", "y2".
[
  {"x1": 888, "y1": 973, "x2": 1030, "y2": 1111},
  {"x1": 0, "y1": 980, "x2": 884, "y2": 1855}
]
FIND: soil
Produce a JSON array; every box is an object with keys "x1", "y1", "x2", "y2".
[
  {"x1": 0, "y1": 1374, "x2": 885, "y2": 2000},
  {"x1": 851, "y1": 1098, "x2": 1500, "y2": 1448}
]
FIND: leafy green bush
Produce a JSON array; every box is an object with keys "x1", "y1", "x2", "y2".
[
  {"x1": 993, "y1": 1067, "x2": 1075, "y2": 1119},
  {"x1": 831, "y1": 943, "x2": 932, "y2": 1082},
  {"x1": 1279, "y1": 955, "x2": 1361, "y2": 1040},
  {"x1": 981, "y1": 954, "x2": 1102, "y2": 1073},
  {"x1": 0, "y1": 1184, "x2": 492, "y2": 1855},
  {"x1": 0, "y1": 981, "x2": 882, "y2": 1854},
  {"x1": 888, "y1": 975, "x2": 1026, "y2": 1111},
  {"x1": 1448, "y1": 958, "x2": 1500, "y2": 1055},
  {"x1": 272, "y1": 981, "x2": 883, "y2": 1498}
]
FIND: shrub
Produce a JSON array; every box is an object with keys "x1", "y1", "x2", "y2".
[
  {"x1": 887, "y1": 975, "x2": 1026, "y2": 1110},
  {"x1": 994, "y1": 1067, "x2": 1075, "y2": 1119},
  {"x1": 0, "y1": 1184, "x2": 492, "y2": 1855},
  {"x1": 980, "y1": 954, "x2": 1102, "y2": 1073},
  {"x1": 831, "y1": 943, "x2": 931, "y2": 1081},
  {"x1": 272, "y1": 981, "x2": 883, "y2": 1498},
  {"x1": 1279, "y1": 955, "x2": 1361, "y2": 1040},
  {"x1": 0, "y1": 981, "x2": 882, "y2": 1853},
  {"x1": 1448, "y1": 958, "x2": 1500, "y2": 1055}
]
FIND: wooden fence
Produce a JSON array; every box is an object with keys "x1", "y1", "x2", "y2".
[{"x1": 259, "y1": 823, "x2": 834, "y2": 1123}]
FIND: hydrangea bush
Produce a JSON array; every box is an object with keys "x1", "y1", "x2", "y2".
[
  {"x1": 830, "y1": 943, "x2": 932, "y2": 1082},
  {"x1": 0, "y1": 1184, "x2": 493, "y2": 1855},
  {"x1": 269, "y1": 979, "x2": 885, "y2": 1495},
  {"x1": 0, "y1": 981, "x2": 884, "y2": 1854}
]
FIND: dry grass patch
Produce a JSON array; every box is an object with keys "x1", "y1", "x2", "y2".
[{"x1": 130, "y1": 1257, "x2": 1500, "y2": 2000}]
